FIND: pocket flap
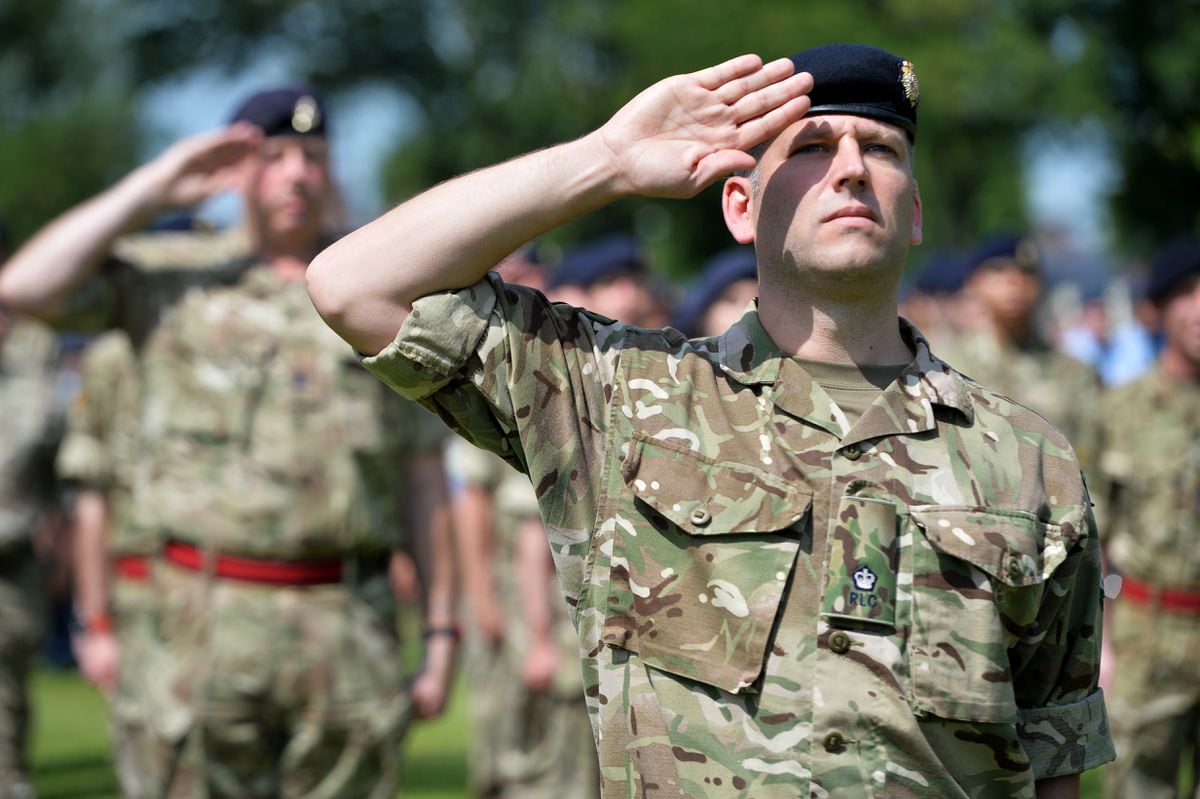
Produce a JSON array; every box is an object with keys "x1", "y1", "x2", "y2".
[
  {"x1": 909, "y1": 507, "x2": 1048, "y2": 587},
  {"x1": 622, "y1": 434, "x2": 811, "y2": 535}
]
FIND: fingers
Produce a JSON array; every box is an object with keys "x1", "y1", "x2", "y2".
[
  {"x1": 729, "y1": 70, "x2": 813, "y2": 123},
  {"x1": 693, "y1": 53, "x2": 766, "y2": 90},
  {"x1": 736, "y1": 93, "x2": 813, "y2": 151},
  {"x1": 712, "y1": 56, "x2": 797, "y2": 105}
]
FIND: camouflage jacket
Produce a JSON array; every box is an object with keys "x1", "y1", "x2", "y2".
[
  {"x1": 1097, "y1": 365, "x2": 1200, "y2": 587},
  {"x1": 66, "y1": 230, "x2": 443, "y2": 557},
  {"x1": 364, "y1": 274, "x2": 1114, "y2": 798},
  {"x1": 56, "y1": 330, "x2": 149, "y2": 554},
  {"x1": 0, "y1": 320, "x2": 62, "y2": 549},
  {"x1": 939, "y1": 329, "x2": 1102, "y2": 480}
]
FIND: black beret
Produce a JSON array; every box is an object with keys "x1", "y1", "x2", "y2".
[
  {"x1": 672, "y1": 247, "x2": 758, "y2": 336},
  {"x1": 790, "y1": 44, "x2": 919, "y2": 141},
  {"x1": 1147, "y1": 236, "x2": 1200, "y2": 304},
  {"x1": 966, "y1": 232, "x2": 1040, "y2": 276},
  {"x1": 549, "y1": 234, "x2": 644, "y2": 290},
  {"x1": 229, "y1": 86, "x2": 328, "y2": 137}
]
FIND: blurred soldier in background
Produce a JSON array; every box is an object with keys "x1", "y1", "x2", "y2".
[
  {"x1": 1099, "y1": 238, "x2": 1200, "y2": 799},
  {"x1": 56, "y1": 329, "x2": 157, "y2": 796},
  {"x1": 897, "y1": 249, "x2": 974, "y2": 352},
  {"x1": 451, "y1": 248, "x2": 599, "y2": 798},
  {"x1": 671, "y1": 245, "x2": 758, "y2": 338},
  {"x1": 941, "y1": 233, "x2": 1103, "y2": 475},
  {"x1": 547, "y1": 233, "x2": 670, "y2": 327},
  {"x1": 0, "y1": 88, "x2": 456, "y2": 797},
  {"x1": 0, "y1": 222, "x2": 63, "y2": 799}
]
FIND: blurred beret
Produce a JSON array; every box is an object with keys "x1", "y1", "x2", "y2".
[
  {"x1": 966, "y1": 233, "x2": 1040, "y2": 276},
  {"x1": 229, "y1": 86, "x2": 328, "y2": 137},
  {"x1": 912, "y1": 250, "x2": 969, "y2": 295},
  {"x1": 673, "y1": 247, "x2": 758, "y2": 336},
  {"x1": 549, "y1": 234, "x2": 644, "y2": 290},
  {"x1": 790, "y1": 44, "x2": 919, "y2": 141},
  {"x1": 1147, "y1": 236, "x2": 1200, "y2": 303}
]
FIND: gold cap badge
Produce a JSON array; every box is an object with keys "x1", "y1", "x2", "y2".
[
  {"x1": 291, "y1": 95, "x2": 320, "y2": 134},
  {"x1": 900, "y1": 60, "x2": 920, "y2": 108}
]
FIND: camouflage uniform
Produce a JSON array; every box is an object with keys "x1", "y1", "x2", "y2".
[
  {"x1": 0, "y1": 319, "x2": 61, "y2": 798},
  {"x1": 1098, "y1": 366, "x2": 1200, "y2": 798},
  {"x1": 446, "y1": 440, "x2": 599, "y2": 798},
  {"x1": 364, "y1": 275, "x2": 1114, "y2": 798},
  {"x1": 67, "y1": 230, "x2": 443, "y2": 797},
  {"x1": 55, "y1": 329, "x2": 159, "y2": 797},
  {"x1": 938, "y1": 330, "x2": 1103, "y2": 478}
]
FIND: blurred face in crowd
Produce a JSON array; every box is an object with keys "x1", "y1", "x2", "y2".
[
  {"x1": 967, "y1": 258, "x2": 1041, "y2": 326},
  {"x1": 587, "y1": 270, "x2": 660, "y2": 327},
  {"x1": 701, "y1": 278, "x2": 758, "y2": 337},
  {"x1": 242, "y1": 134, "x2": 331, "y2": 250},
  {"x1": 1160, "y1": 275, "x2": 1200, "y2": 371},
  {"x1": 495, "y1": 251, "x2": 546, "y2": 293},
  {"x1": 725, "y1": 114, "x2": 921, "y2": 296}
]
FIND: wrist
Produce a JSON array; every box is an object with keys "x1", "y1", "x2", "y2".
[{"x1": 566, "y1": 132, "x2": 633, "y2": 205}]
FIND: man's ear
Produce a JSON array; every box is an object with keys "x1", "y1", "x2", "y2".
[
  {"x1": 723, "y1": 176, "x2": 756, "y2": 245},
  {"x1": 911, "y1": 182, "x2": 923, "y2": 246}
]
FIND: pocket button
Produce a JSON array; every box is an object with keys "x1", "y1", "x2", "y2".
[
  {"x1": 689, "y1": 507, "x2": 712, "y2": 527},
  {"x1": 828, "y1": 630, "x2": 852, "y2": 654},
  {"x1": 823, "y1": 731, "x2": 846, "y2": 753},
  {"x1": 843, "y1": 444, "x2": 862, "y2": 461}
]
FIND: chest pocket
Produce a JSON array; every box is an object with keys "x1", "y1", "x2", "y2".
[
  {"x1": 907, "y1": 507, "x2": 1050, "y2": 724},
  {"x1": 602, "y1": 435, "x2": 810, "y2": 694}
]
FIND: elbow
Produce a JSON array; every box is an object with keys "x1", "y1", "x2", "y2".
[{"x1": 305, "y1": 246, "x2": 353, "y2": 333}]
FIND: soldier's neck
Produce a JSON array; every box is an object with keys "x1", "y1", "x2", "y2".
[
  {"x1": 758, "y1": 293, "x2": 912, "y2": 366},
  {"x1": 1161, "y1": 345, "x2": 1200, "y2": 383}
]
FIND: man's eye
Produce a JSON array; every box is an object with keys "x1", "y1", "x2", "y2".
[
  {"x1": 865, "y1": 143, "x2": 899, "y2": 156},
  {"x1": 791, "y1": 143, "x2": 826, "y2": 156}
]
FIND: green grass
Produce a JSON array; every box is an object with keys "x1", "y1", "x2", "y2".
[
  {"x1": 31, "y1": 667, "x2": 1109, "y2": 797},
  {"x1": 31, "y1": 668, "x2": 472, "y2": 799}
]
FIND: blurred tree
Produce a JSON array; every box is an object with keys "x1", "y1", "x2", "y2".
[{"x1": 1065, "y1": 0, "x2": 1200, "y2": 252}]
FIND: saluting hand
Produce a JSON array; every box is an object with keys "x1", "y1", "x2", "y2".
[
  {"x1": 593, "y1": 54, "x2": 813, "y2": 199},
  {"x1": 136, "y1": 123, "x2": 263, "y2": 213}
]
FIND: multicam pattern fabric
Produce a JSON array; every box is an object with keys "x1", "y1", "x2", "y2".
[
  {"x1": 56, "y1": 330, "x2": 149, "y2": 553},
  {"x1": 0, "y1": 320, "x2": 61, "y2": 549},
  {"x1": 1097, "y1": 366, "x2": 1200, "y2": 797},
  {"x1": 446, "y1": 441, "x2": 599, "y2": 797},
  {"x1": 364, "y1": 274, "x2": 1115, "y2": 798},
  {"x1": 938, "y1": 329, "x2": 1103, "y2": 479}
]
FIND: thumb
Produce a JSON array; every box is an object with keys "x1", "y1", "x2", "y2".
[{"x1": 692, "y1": 149, "x2": 757, "y2": 190}]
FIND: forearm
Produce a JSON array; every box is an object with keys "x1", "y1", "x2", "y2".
[
  {"x1": 515, "y1": 516, "x2": 554, "y2": 643},
  {"x1": 71, "y1": 489, "x2": 112, "y2": 625},
  {"x1": 410, "y1": 452, "x2": 458, "y2": 629},
  {"x1": 452, "y1": 486, "x2": 500, "y2": 620},
  {"x1": 0, "y1": 166, "x2": 161, "y2": 320},
  {"x1": 307, "y1": 132, "x2": 624, "y2": 355}
]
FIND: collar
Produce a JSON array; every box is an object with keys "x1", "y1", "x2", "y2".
[{"x1": 716, "y1": 303, "x2": 974, "y2": 441}]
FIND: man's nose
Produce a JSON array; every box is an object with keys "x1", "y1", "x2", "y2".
[{"x1": 831, "y1": 141, "x2": 867, "y2": 189}]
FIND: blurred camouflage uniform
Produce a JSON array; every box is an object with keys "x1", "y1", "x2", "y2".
[
  {"x1": 1098, "y1": 366, "x2": 1200, "y2": 798},
  {"x1": 939, "y1": 330, "x2": 1103, "y2": 478},
  {"x1": 56, "y1": 329, "x2": 158, "y2": 797},
  {"x1": 0, "y1": 317, "x2": 62, "y2": 798},
  {"x1": 446, "y1": 439, "x2": 599, "y2": 798},
  {"x1": 66, "y1": 229, "x2": 444, "y2": 797},
  {"x1": 363, "y1": 275, "x2": 1114, "y2": 798}
]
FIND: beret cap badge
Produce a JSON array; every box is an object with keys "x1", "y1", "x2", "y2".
[
  {"x1": 900, "y1": 60, "x2": 920, "y2": 108},
  {"x1": 291, "y1": 95, "x2": 321, "y2": 134}
]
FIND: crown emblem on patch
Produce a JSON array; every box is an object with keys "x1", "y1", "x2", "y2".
[
  {"x1": 291, "y1": 95, "x2": 320, "y2": 134},
  {"x1": 900, "y1": 60, "x2": 920, "y2": 108},
  {"x1": 852, "y1": 565, "x2": 878, "y2": 592}
]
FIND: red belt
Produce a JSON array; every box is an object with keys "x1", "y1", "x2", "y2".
[
  {"x1": 1121, "y1": 576, "x2": 1200, "y2": 614},
  {"x1": 164, "y1": 540, "x2": 343, "y2": 586},
  {"x1": 114, "y1": 555, "x2": 151, "y2": 582}
]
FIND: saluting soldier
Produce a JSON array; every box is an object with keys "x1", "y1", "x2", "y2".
[
  {"x1": 0, "y1": 88, "x2": 457, "y2": 797},
  {"x1": 310, "y1": 45, "x2": 1114, "y2": 797}
]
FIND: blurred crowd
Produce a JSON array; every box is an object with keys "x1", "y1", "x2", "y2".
[{"x1": 0, "y1": 83, "x2": 1197, "y2": 799}]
